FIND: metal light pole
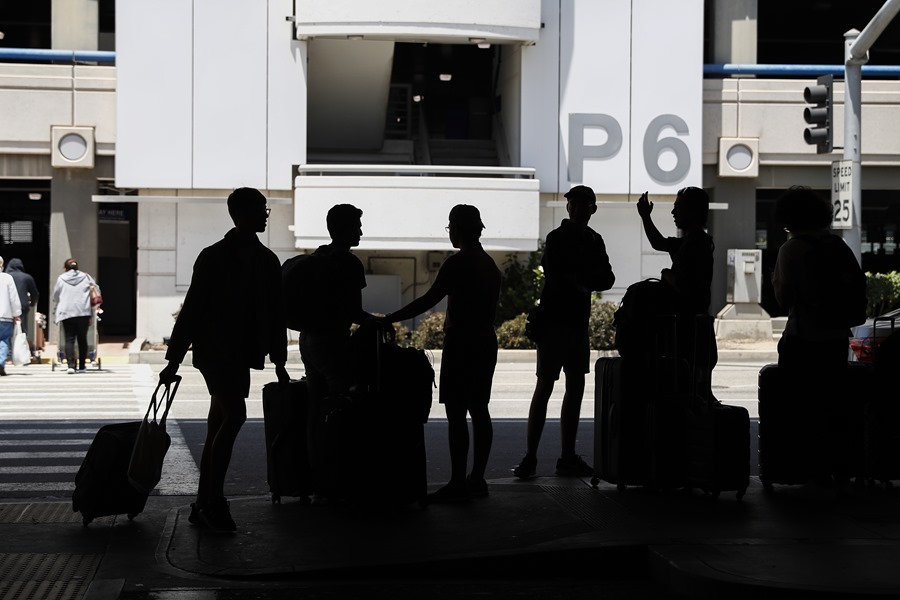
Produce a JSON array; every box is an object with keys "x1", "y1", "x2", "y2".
[{"x1": 843, "y1": 0, "x2": 900, "y2": 262}]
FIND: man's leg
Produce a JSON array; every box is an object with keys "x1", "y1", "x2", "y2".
[
  {"x1": 0, "y1": 320, "x2": 12, "y2": 373},
  {"x1": 207, "y1": 392, "x2": 247, "y2": 501},
  {"x1": 469, "y1": 403, "x2": 493, "y2": 482},
  {"x1": 62, "y1": 319, "x2": 77, "y2": 371},
  {"x1": 196, "y1": 397, "x2": 224, "y2": 507},
  {"x1": 559, "y1": 371, "x2": 586, "y2": 458},
  {"x1": 525, "y1": 378, "x2": 555, "y2": 456},
  {"x1": 446, "y1": 401, "x2": 469, "y2": 484}
]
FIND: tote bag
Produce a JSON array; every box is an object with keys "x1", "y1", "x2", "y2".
[
  {"x1": 11, "y1": 321, "x2": 30, "y2": 366},
  {"x1": 127, "y1": 376, "x2": 181, "y2": 494}
]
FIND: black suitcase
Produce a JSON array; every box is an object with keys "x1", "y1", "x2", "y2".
[
  {"x1": 685, "y1": 403, "x2": 750, "y2": 499},
  {"x1": 759, "y1": 362, "x2": 867, "y2": 490},
  {"x1": 865, "y1": 325, "x2": 900, "y2": 485},
  {"x1": 72, "y1": 421, "x2": 148, "y2": 525},
  {"x1": 329, "y1": 324, "x2": 432, "y2": 507},
  {"x1": 262, "y1": 379, "x2": 313, "y2": 504},
  {"x1": 758, "y1": 363, "x2": 815, "y2": 488},
  {"x1": 591, "y1": 357, "x2": 650, "y2": 490}
]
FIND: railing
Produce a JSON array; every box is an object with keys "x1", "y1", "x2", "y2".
[
  {"x1": 704, "y1": 64, "x2": 900, "y2": 78},
  {"x1": 0, "y1": 48, "x2": 115, "y2": 63},
  {"x1": 296, "y1": 164, "x2": 535, "y2": 178}
]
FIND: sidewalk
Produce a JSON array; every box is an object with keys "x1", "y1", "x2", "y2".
[{"x1": 98, "y1": 476, "x2": 900, "y2": 598}]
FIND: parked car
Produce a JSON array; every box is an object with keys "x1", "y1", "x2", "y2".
[{"x1": 849, "y1": 307, "x2": 900, "y2": 363}]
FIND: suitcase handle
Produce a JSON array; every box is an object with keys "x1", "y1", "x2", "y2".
[{"x1": 144, "y1": 375, "x2": 181, "y2": 429}]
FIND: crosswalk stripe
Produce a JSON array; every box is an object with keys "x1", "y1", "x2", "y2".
[
  {"x1": 0, "y1": 482, "x2": 75, "y2": 492},
  {"x1": 0, "y1": 452, "x2": 85, "y2": 459},
  {"x1": 0, "y1": 440, "x2": 90, "y2": 446},
  {"x1": 2, "y1": 466, "x2": 79, "y2": 474}
]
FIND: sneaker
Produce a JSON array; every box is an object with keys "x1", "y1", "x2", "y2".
[
  {"x1": 466, "y1": 475, "x2": 488, "y2": 498},
  {"x1": 513, "y1": 454, "x2": 537, "y2": 479},
  {"x1": 555, "y1": 454, "x2": 593, "y2": 477},
  {"x1": 66, "y1": 368, "x2": 75, "y2": 374},
  {"x1": 426, "y1": 481, "x2": 471, "y2": 505},
  {"x1": 77, "y1": 368, "x2": 87, "y2": 373},
  {"x1": 199, "y1": 498, "x2": 237, "y2": 533}
]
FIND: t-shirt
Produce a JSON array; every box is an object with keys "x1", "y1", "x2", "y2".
[
  {"x1": 431, "y1": 245, "x2": 501, "y2": 332},
  {"x1": 306, "y1": 244, "x2": 367, "y2": 333},
  {"x1": 539, "y1": 219, "x2": 615, "y2": 328}
]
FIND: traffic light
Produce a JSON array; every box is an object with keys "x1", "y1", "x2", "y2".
[{"x1": 803, "y1": 74, "x2": 833, "y2": 154}]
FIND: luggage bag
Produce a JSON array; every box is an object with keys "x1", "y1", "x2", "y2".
[
  {"x1": 758, "y1": 362, "x2": 866, "y2": 489},
  {"x1": 72, "y1": 421, "x2": 149, "y2": 525},
  {"x1": 685, "y1": 403, "x2": 750, "y2": 499},
  {"x1": 262, "y1": 379, "x2": 313, "y2": 504},
  {"x1": 329, "y1": 324, "x2": 432, "y2": 507},
  {"x1": 591, "y1": 357, "x2": 651, "y2": 490}
]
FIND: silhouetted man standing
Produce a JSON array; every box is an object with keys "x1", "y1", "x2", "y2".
[
  {"x1": 160, "y1": 188, "x2": 289, "y2": 533},
  {"x1": 514, "y1": 185, "x2": 615, "y2": 479}
]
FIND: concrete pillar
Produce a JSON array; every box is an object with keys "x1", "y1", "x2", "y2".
[
  {"x1": 50, "y1": 169, "x2": 98, "y2": 332},
  {"x1": 711, "y1": 0, "x2": 757, "y2": 64},
  {"x1": 52, "y1": 0, "x2": 98, "y2": 51}
]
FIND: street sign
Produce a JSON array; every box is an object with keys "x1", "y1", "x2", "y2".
[{"x1": 831, "y1": 159, "x2": 854, "y2": 229}]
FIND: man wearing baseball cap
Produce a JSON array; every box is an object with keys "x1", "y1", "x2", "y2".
[{"x1": 514, "y1": 185, "x2": 615, "y2": 479}]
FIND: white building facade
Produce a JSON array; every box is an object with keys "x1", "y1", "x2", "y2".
[{"x1": 1, "y1": 0, "x2": 899, "y2": 342}]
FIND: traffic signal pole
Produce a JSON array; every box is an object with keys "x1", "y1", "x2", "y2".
[
  {"x1": 842, "y1": 0, "x2": 900, "y2": 262},
  {"x1": 844, "y1": 29, "x2": 864, "y2": 261}
]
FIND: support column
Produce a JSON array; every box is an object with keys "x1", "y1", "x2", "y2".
[
  {"x1": 711, "y1": 0, "x2": 758, "y2": 64},
  {"x1": 52, "y1": 0, "x2": 98, "y2": 50},
  {"x1": 50, "y1": 169, "x2": 98, "y2": 330}
]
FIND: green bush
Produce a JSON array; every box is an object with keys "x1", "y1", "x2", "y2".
[
  {"x1": 496, "y1": 246, "x2": 544, "y2": 325},
  {"x1": 589, "y1": 298, "x2": 618, "y2": 350},
  {"x1": 411, "y1": 312, "x2": 446, "y2": 349},
  {"x1": 496, "y1": 313, "x2": 536, "y2": 349},
  {"x1": 866, "y1": 271, "x2": 900, "y2": 318}
]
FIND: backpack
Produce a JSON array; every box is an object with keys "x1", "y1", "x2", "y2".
[
  {"x1": 795, "y1": 234, "x2": 867, "y2": 330},
  {"x1": 613, "y1": 278, "x2": 676, "y2": 359},
  {"x1": 281, "y1": 251, "x2": 328, "y2": 331}
]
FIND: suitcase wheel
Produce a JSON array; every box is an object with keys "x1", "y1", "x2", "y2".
[
  {"x1": 616, "y1": 483, "x2": 626, "y2": 493},
  {"x1": 82, "y1": 517, "x2": 92, "y2": 526},
  {"x1": 272, "y1": 494, "x2": 281, "y2": 505},
  {"x1": 127, "y1": 513, "x2": 137, "y2": 520},
  {"x1": 760, "y1": 476, "x2": 774, "y2": 492},
  {"x1": 590, "y1": 476, "x2": 599, "y2": 488},
  {"x1": 736, "y1": 487, "x2": 746, "y2": 501}
]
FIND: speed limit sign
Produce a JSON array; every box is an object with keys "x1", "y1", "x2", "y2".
[{"x1": 831, "y1": 160, "x2": 853, "y2": 229}]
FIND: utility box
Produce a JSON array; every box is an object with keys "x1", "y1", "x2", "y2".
[{"x1": 726, "y1": 249, "x2": 762, "y2": 304}]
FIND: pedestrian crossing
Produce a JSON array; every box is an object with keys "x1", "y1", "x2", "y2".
[{"x1": 0, "y1": 363, "x2": 199, "y2": 497}]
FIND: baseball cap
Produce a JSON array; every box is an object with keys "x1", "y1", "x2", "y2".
[{"x1": 564, "y1": 185, "x2": 596, "y2": 205}]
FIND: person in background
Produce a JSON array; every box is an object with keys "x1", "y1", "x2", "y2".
[
  {"x1": 382, "y1": 205, "x2": 501, "y2": 503},
  {"x1": 0, "y1": 256, "x2": 22, "y2": 376},
  {"x1": 159, "y1": 188, "x2": 289, "y2": 533},
  {"x1": 52, "y1": 258, "x2": 99, "y2": 374},
  {"x1": 5, "y1": 258, "x2": 39, "y2": 357},
  {"x1": 636, "y1": 187, "x2": 717, "y2": 397},
  {"x1": 514, "y1": 185, "x2": 615, "y2": 479}
]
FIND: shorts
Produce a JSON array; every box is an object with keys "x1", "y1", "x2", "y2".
[
  {"x1": 439, "y1": 329, "x2": 498, "y2": 408},
  {"x1": 198, "y1": 365, "x2": 252, "y2": 398},
  {"x1": 535, "y1": 327, "x2": 589, "y2": 381}
]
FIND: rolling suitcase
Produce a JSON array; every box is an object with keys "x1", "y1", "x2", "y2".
[
  {"x1": 591, "y1": 357, "x2": 650, "y2": 490},
  {"x1": 684, "y1": 316, "x2": 750, "y2": 500},
  {"x1": 685, "y1": 403, "x2": 750, "y2": 499},
  {"x1": 72, "y1": 421, "x2": 149, "y2": 525},
  {"x1": 757, "y1": 363, "x2": 816, "y2": 489},
  {"x1": 865, "y1": 322, "x2": 900, "y2": 486},
  {"x1": 331, "y1": 324, "x2": 432, "y2": 506},
  {"x1": 759, "y1": 362, "x2": 867, "y2": 490},
  {"x1": 262, "y1": 379, "x2": 313, "y2": 504}
]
